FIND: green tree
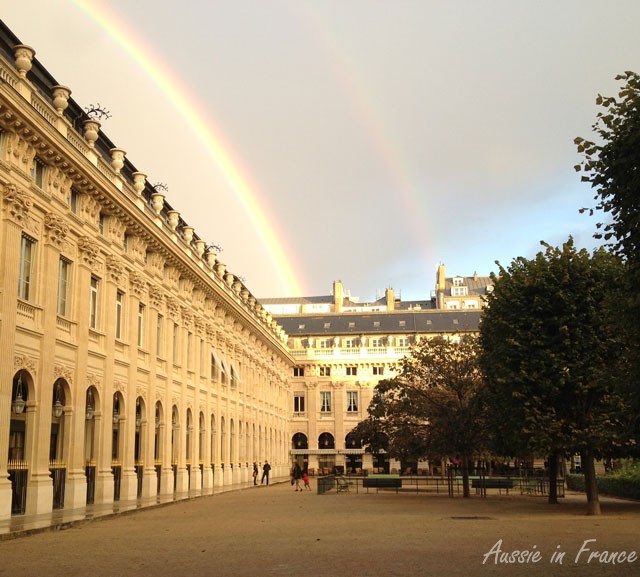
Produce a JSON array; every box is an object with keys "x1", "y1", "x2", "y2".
[
  {"x1": 352, "y1": 335, "x2": 488, "y2": 497},
  {"x1": 575, "y1": 70, "x2": 640, "y2": 436},
  {"x1": 480, "y1": 238, "x2": 632, "y2": 514}
]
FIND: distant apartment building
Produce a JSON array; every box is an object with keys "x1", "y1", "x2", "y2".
[{"x1": 261, "y1": 273, "x2": 490, "y2": 475}]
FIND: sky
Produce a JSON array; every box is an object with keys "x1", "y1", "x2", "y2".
[{"x1": 3, "y1": 1, "x2": 640, "y2": 301}]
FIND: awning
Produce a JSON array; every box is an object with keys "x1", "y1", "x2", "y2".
[
  {"x1": 230, "y1": 362, "x2": 242, "y2": 384},
  {"x1": 211, "y1": 349, "x2": 224, "y2": 373}
]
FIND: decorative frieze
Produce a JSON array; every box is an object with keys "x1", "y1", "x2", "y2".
[
  {"x1": 129, "y1": 236, "x2": 148, "y2": 263},
  {"x1": 53, "y1": 363, "x2": 73, "y2": 384},
  {"x1": 79, "y1": 194, "x2": 101, "y2": 225},
  {"x1": 146, "y1": 251, "x2": 164, "y2": 276},
  {"x1": 14, "y1": 354, "x2": 37, "y2": 375},
  {"x1": 149, "y1": 286, "x2": 165, "y2": 309},
  {"x1": 6, "y1": 130, "x2": 35, "y2": 172}
]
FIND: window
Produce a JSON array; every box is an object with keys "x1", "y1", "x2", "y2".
[
  {"x1": 320, "y1": 391, "x2": 332, "y2": 413},
  {"x1": 298, "y1": 323, "x2": 305, "y2": 329},
  {"x1": 451, "y1": 286, "x2": 468, "y2": 296},
  {"x1": 293, "y1": 367, "x2": 305, "y2": 377},
  {"x1": 187, "y1": 331, "x2": 193, "y2": 369},
  {"x1": 347, "y1": 391, "x2": 358, "y2": 412},
  {"x1": 344, "y1": 338, "x2": 356, "y2": 348},
  {"x1": 18, "y1": 235, "x2": 35, "y2": 300},
  {"x1": 156, "y1": 314, "x2": 164, "y2": 357},
  {"x1": 372, "y1": 365, "x2": 384, "y2": 376},
  {"x1": 294, "y1": 393, "x2": 305, "y2": 414},
  {"x1": 89, "y1": 276, "x2": 99, "y2": 329},
  {"x1": 373, "y1": 321, "x2": 380, "y2": 327},
  {"x1": 31, "y1": 157, "x2": 45, "y2": 188},
  {"x1": 399, "y1": 320, "x2": 406, "y2": 327},
  {"x1": 453, "y1": 276, "x2": 464, "y2": 286},
  {"x1": 323, "y1": 322, "x2": 331, "y2": 329},
  {"x1": 98, "y1": 213, "x2": 105, "y2": 234},
  {"x1": 348, "y1": 322, "x2": 355, "y2": 328},
  {"x1": 397, "y1": 337, "x2": 409, "y2": 347},
  {"x1": 138, "y1": 303, "x2": 145, "y2": 348},
  {"x1": 115, "y1": 291, "x2": 124, "y2": 340},
  {"x1": 172, "y1": 323, "x2": 178, "y2": 360},
  {"x1": 68, "y1": 188, "x2": 78, "y2": 213},
  {"x1": 346, "y1": 366, "x2": 357, "y2": 376},
  {"x1": 371, "y1": 338, "x2": 384, "y2": 347},
  {"x1": 319, "y1": 366, "x2": 331, "y2": 377},
  {"x1": 57, "y1": 258, "x2": 70, "y2": 316},
  {"x1": 319, "y1": 339, "x2": 331, "y2": 349}
]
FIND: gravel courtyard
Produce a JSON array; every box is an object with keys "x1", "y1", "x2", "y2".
[{"x1": 0, "y1": 483, "x2": 639, "y2": 577}]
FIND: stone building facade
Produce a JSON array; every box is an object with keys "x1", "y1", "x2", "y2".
[{"x1": 0, "y1": 24, "x2": 292, "y2": 521}]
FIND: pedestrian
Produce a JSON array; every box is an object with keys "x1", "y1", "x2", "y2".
[
  {"x1": 252, "y1": 462, "x2": 258, "y2": 485},
  {"x1": 292, "y1": 463, "x2": 303, "y2": 491},
  {"x1": 302, "y1": 470, "x2": 311, "y2": 491},
  {"x1": 261, "y1": 460, "x2": 271, "y2": 485}
]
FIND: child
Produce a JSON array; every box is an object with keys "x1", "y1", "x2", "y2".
[{"x1": 302, "y1": 471, "x2": 311, "y2": 491}]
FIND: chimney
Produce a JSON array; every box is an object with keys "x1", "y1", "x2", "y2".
[
  {"x1": 333, "y1": 280, "x2": 343, "y2": 313},
  {"x1": 386, "y1": 287, "x2": 395, "y2": 311},
  {"x1": 436, "y1": 263, "x2": 446, "y2": 309}
]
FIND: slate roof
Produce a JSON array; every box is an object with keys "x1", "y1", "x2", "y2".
[{"x1": 276, "y1": 310, "x2": 481, "y2": 336}]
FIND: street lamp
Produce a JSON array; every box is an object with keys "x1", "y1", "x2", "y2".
[
  {"x1": 86, "y1": 389, "x2": 94, "y2": 420},
  {"x1": 52, "y1": 383, "x2": 63, "y2": 419},
  {"x1": 12, "y1": 374, "x2": 25, "y2": 414}
]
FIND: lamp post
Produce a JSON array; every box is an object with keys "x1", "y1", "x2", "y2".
[{"x1": 86, "y1": 389, "x2": 94, "y2": 420}]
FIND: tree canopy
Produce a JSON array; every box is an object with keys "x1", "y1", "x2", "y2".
[
  {"x1": 479, "y1": 238, "x2": 632, "y2": 513},
  {"x1": 352, "y1": 334, "x2": 488, "y2": 497}
]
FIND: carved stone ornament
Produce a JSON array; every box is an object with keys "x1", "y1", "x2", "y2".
[
  {"x1": 79, "y1": 194, "x2": 101, "y2": 224},
  {"x1": 53, "y1": 364, "x2": 73, "y2": 384},
  {"x1": 44, "y1": 213, "x2": 69, "y2": 249},
  {"x1": 113, "y1": 380, "x2": 126, "y2": 395},
  {"x1": 3, "y1": 184, "x2": 32, "y2": 225},
  {"x1": 181, "y1": 306, "x2": 193, "y2": 327},
  {"x1": 14, "y1": 354, "x2": 37, "y2": 375},
  {"x1": 106, "y1": 254, "x2": 125, "y2": 283},
  {"x1": 166, "y1": 297, "x2": 181, "y2": 319},
  {"x1": 146, "y1": 251, "x2": 164, "y2": 276},
  {"x1": 77, "y1": 236, "x2": 100, "y2": 269},
  {"x1": 149, "y1": 286, "x2": 165, "y2": 309},
  {"x1": 129, "y1": 271, "x2": 147, "y2": 298},
  {"x1": 86, "y1": 373, "x2": 102, "y2": 389}
]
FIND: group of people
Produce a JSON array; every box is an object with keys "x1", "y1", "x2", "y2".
[
  {"x1": 250, "y1": 460, "x2": 311, "y2": 491},
  {"x1": 290, "y1": 463, "x2": 311, "y2": 491},
  {"x1": 253, "y1": 461, "x2": 271, "y2": 485}
]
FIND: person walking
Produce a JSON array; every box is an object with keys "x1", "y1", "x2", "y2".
[
  {"x1": 302, "y1": 470, "x2": 311, "y2": 491},
  {"x1": 261, "y1": 460, "x2": 271, "y2": 485},
  {"x1": 252, "y1": 462, "x2": 258, "y2": 485},
  {"x1": 292, "y1": 463, "x2": 303, "y2": 491}
]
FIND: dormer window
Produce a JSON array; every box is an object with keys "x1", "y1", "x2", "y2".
[
  {"x1": 452, "y1": 276, "x2": 464, "y2": 286},
  {"x1": 451, "y1": 286, "x2": 468, "y2": 296}
]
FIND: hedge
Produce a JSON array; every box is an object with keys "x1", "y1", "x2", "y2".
[{"x1": 566, "y1": 474, "x2": 640, "y2": 500}]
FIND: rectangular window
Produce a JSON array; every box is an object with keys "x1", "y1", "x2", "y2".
[
  {"x1": 293, "y1": 367, "x2": 305, "y2": 377},
  {"x1": 320, "y1": 391, "x2": 332, "y2": 413},
  {"x1": 68, "y1": 188, "x2": 78, "y2": 213},
  {"x1": 347, "y1": 391, "x2": 359, "y2": 412},
  {"x1": 344, "y1": 339, "x2": 356, "y2": 348},
  {"x1": 371, "y1": 338, "x2": 383, "y2": 347},
  {"x1": 31, "y1": 157, "x2": 45, "y2": 188},
  {"x1": 115, "y1": 291, "x2": 124, "y2": 340},
  {"x1": 89, "y1": 276, "x2": 99, "y2": 330},
  {"x1": 172, "y1": 323, "x2": 178, "y2": 360},
  {"x1": 187, "y1": 331, "x2": 193, "y2": 369},
  {"x1": 319, "y1": 339, "x2": 331, "y2": 349},
  {"x1": 451, "y1": 286, "x2": 468, "y2": 296},
  {"x1": 18, "y1": 235, "x2": 35, "y2": 300},
  {"x1": 156, "y1": 314, "x2": 164, "y2": 357},
  {"x1": 397, "y1": 337, "x2": 409, "y2": 347},
  {"x1": 98, "y1": 213, "x2": 105, "y2": 234},
  {"x1": 57, "y1": 258, "x2": 70, "y2": 316},
  {"x1": 294, "y1": 393, "x2": 305, "y2": 414},
  {"x1": 319, "y1": 366, "x2": 331, "y2": 377},
  {"x1": 372, "y1": 365, "x2": 384, "y2": 376},
  {"x1": 137, "y1": 303, "x2": 145, "y2": 348},
  {"x1": 346, "y1": 366, "x2": 357, "y2": 376}
]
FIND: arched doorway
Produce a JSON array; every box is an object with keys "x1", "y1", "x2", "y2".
[
  {"x1": 8, "y1": 370, "x2": 29, "y2": 515},
  {"x1": 84, "y1": 386, "x2": 99, "y2": 504},
  {"x1": 318, "y1": 432, "x2": 335, "y2": 475},
  {"x1": 344, "y1": 432, "x2": 363, "y2": 474},
  {"x1": 50, "y1": 378, "x2": 68, "y2": 509}
]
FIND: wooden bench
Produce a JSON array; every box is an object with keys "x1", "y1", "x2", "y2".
[
  {"x1": 363, "y1": 475, "x2": 402, "y2": 489},
  {"x1": 471, "y1": 478, "x2": 514, "y2": 492}
]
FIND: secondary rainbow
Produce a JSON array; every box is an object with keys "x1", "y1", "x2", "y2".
[{"x1": 73, "y1": 0, "x2": 305, "y2": 297}]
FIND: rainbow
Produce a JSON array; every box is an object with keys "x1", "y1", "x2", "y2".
[
  {"x1": 72, "y1": 0, "x2": 306, "y2": 296},
  {"x1": 289, "y1": 3, "x2": 436, "y2": 267}
]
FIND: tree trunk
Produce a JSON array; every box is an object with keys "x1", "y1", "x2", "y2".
[
  {"x1": 547, "y1": 452, "x2": 559, "y2": 505},
  {"x1": 461, "y1": 455, "x2": 470, "y2": 498},
  {"x1": 581, "y1": 449, "x2": 601, "y2": 515}
]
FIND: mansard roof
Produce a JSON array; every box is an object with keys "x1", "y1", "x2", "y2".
[{"x1": 277, "y1": 310, "x2": 481, "y2": 336}]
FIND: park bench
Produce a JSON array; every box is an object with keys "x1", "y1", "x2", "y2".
[
  {"x1": 471, "y1": 478, "x2": 514, "y2": 492},
  {"x1": 363, "y1": 475, "x2": 402, "y2": 489}
]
